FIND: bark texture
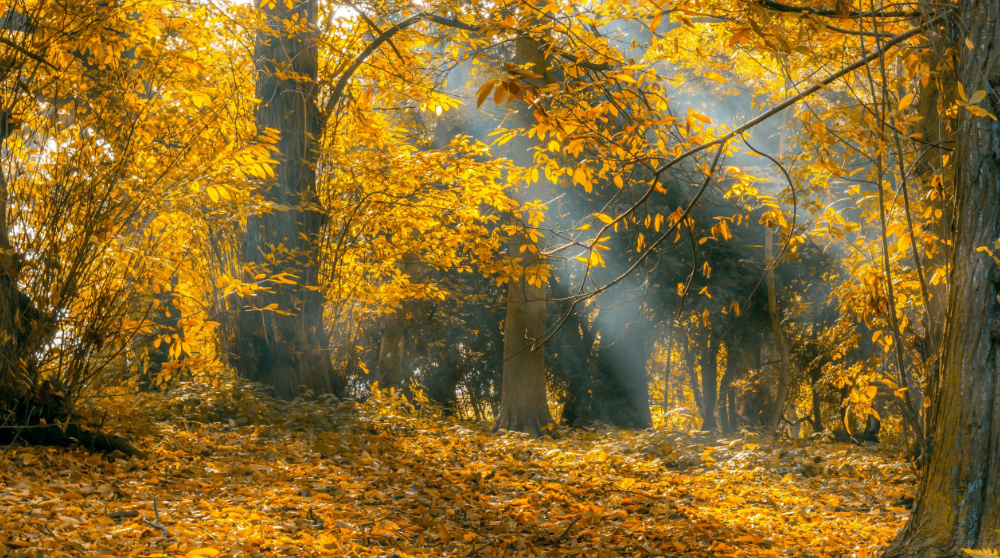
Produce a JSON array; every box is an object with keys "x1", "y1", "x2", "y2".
[
  {"x1": 233, "y1": 0, "x2": 341, "y2": 399},
  {"x1": 887, "y1": 2, "x2": 1000, "y2": 553}
]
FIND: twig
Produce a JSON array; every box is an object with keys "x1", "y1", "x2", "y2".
[
  {"x1": 359, "y1": 508, "x2": 403, "y2": 529},
  {"x1": 399, "y1": 506, "x2": 438, "y2": 530},
  {"x1": 140, "y1": 496, "x2": 175, "y2": 542},
  {"x1": 141, "y1": 516, "x2": 170, "y2": 538},
  {"x1": 604, "y1": 487, "x2": 665, "y2": 500},
  {"x1": 154, "y1": 496, "x2": 163, "y2": 523},
  {"x1": 554, "y1": 516, "x2": 581, "y2": 543},
  {"x1": 1, "y1": 406, "x2": 36, "y2": 450},
  {"x1": 308, "y1": 507, "x2": 325, "y2": 528},
  {"x1": 469, "y1": 536, "x2": 496, "y2": 557}
]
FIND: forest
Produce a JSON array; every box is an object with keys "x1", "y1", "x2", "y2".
[{"x1": 0, "y1": 0, "x2": 997, "y2": 555}]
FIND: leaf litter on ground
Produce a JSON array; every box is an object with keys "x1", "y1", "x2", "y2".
[{"x1": 0, "y1": 383, "x2": 917, "y2": 557}]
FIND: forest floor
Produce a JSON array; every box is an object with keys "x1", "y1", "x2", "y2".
[{"x1": 0, "y1": 384, "x2": 916, "y2": 558}]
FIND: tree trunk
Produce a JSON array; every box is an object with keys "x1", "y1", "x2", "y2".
[
  {"x1": 495, "y1": 256, "x2": 552, "y2": 433},
  {"x1": 685, "y1": 333, "x2": 704, "y2": 416},
  {"x1": 494, "y1": 33, "x2": 554, "y2": 435},
  {"x1": 809, "y1": 366, "x2": 823, "y2": 432},
  {"x1": 700, "y1": 332, "x2": 719, "y2": 432},
  {"x1": 0, "y1": 119, "x2": 41, "y2": 419},
  {"x1": 376, "y1": 312, "x2": 405, "y2": 390},
  {"x1": 727, "y1": 390, "x2": 739, "y2": 431},
  {"x1": 598, "y1": 322, "x2": 654, "y2": 429},
  {"x1": 427, "y1": 347, "x2": 463, "y2": 415},
  {"x1": 664, "y1": 333, "x2": 673, "y2": 410},
  {"x1": 232, "y1": 0, "x2": 341, "y2": 399},
  {"x1": 765, "y1": 228, "x2": 792, "y2": 436},
  {"x1": 719, "y1": 342, "x2": 739, "y2": 433},
  {"x1": 886, "y1": 2, "x2": 1000, "y2": 553}
]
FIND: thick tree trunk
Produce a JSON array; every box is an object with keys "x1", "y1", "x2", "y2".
[
  {"x1": 233, "y1": 0, "x2": 340, "y2": 399},
  {"x1": 764, "y1": 228, "x2": 792, "y2": 436},
  {"x1": 887, "y1": 3, "x2": 1000, "y2": 553},
  {"x1": 494, "y1": 33, "x2": 554, "y2": 434}
]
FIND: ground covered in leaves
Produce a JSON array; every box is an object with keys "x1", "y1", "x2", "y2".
[{"x1": 0, "y1": 385, "x2": 917, "y2": 557}]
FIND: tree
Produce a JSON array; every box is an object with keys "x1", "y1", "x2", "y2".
[
  {"x1": 493, "y1": 31, "x2": 556, "y2": 434},
  {"x1": 0, "y1": 0, "x2": 267, "y2": 453},
  {"x1": 232, "y1": 0, "x2": 341, "y2": 399},
  {"x1": 885, "y1": 2, "x2": 1000, "y2": 554}
]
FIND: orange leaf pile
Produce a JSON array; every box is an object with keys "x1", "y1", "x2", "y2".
[{"x1": 0, "y1": 392, "x2": 916, "y2": 557}]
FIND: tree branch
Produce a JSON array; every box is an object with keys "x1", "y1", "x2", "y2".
[
  {"x1": 531, "y1": 14, "x2": 944, "y2": 348},
  {"x1": 757, "y1": 0, "x2": 925, "y2": 18},
  {"x1": 326, "y1": 12, "x2": 611, "y2": 114}
]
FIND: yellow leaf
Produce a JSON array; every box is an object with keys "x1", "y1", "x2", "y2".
[
  {"x1": 186, "y1": 550, "x2": 221, "y2": 557},
  {"x1": 965, "y1": 36, "x2": 975, "y2": 49},
  {"x1": 589, "y1": 251, "x2": 605, "y2": 267},
  {"x1": 969, "y1": 90, "x2": 986, "y2": 104},
  {"x1": 897, "y1": 93, "x2": 914, "y2": 111},
  {"x1": 595, "y1": 213, "x2": 613, "y2": 224},
  {"x1": 583, "y1": 450, "x2": 608, "y2": 462},
  {"x1": 958, "y1": 82, "x2": 967, "y2": 102},
  {"x1": 704, "y1": 71, "x2": 725, "y2": 83},
  {"x1": 649, "y1": 11, "x2": 662, "y2": 30},
  {"x1": 206, "y1": 187, "x2": 219, "y2": 203},
  {"x1": 493, "y1": 83, "x2": 507, "y2": 106}
]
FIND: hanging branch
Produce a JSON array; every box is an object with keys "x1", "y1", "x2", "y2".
[{"x1": 860, "y1": 3, "x2": 925, "y2": 444}]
